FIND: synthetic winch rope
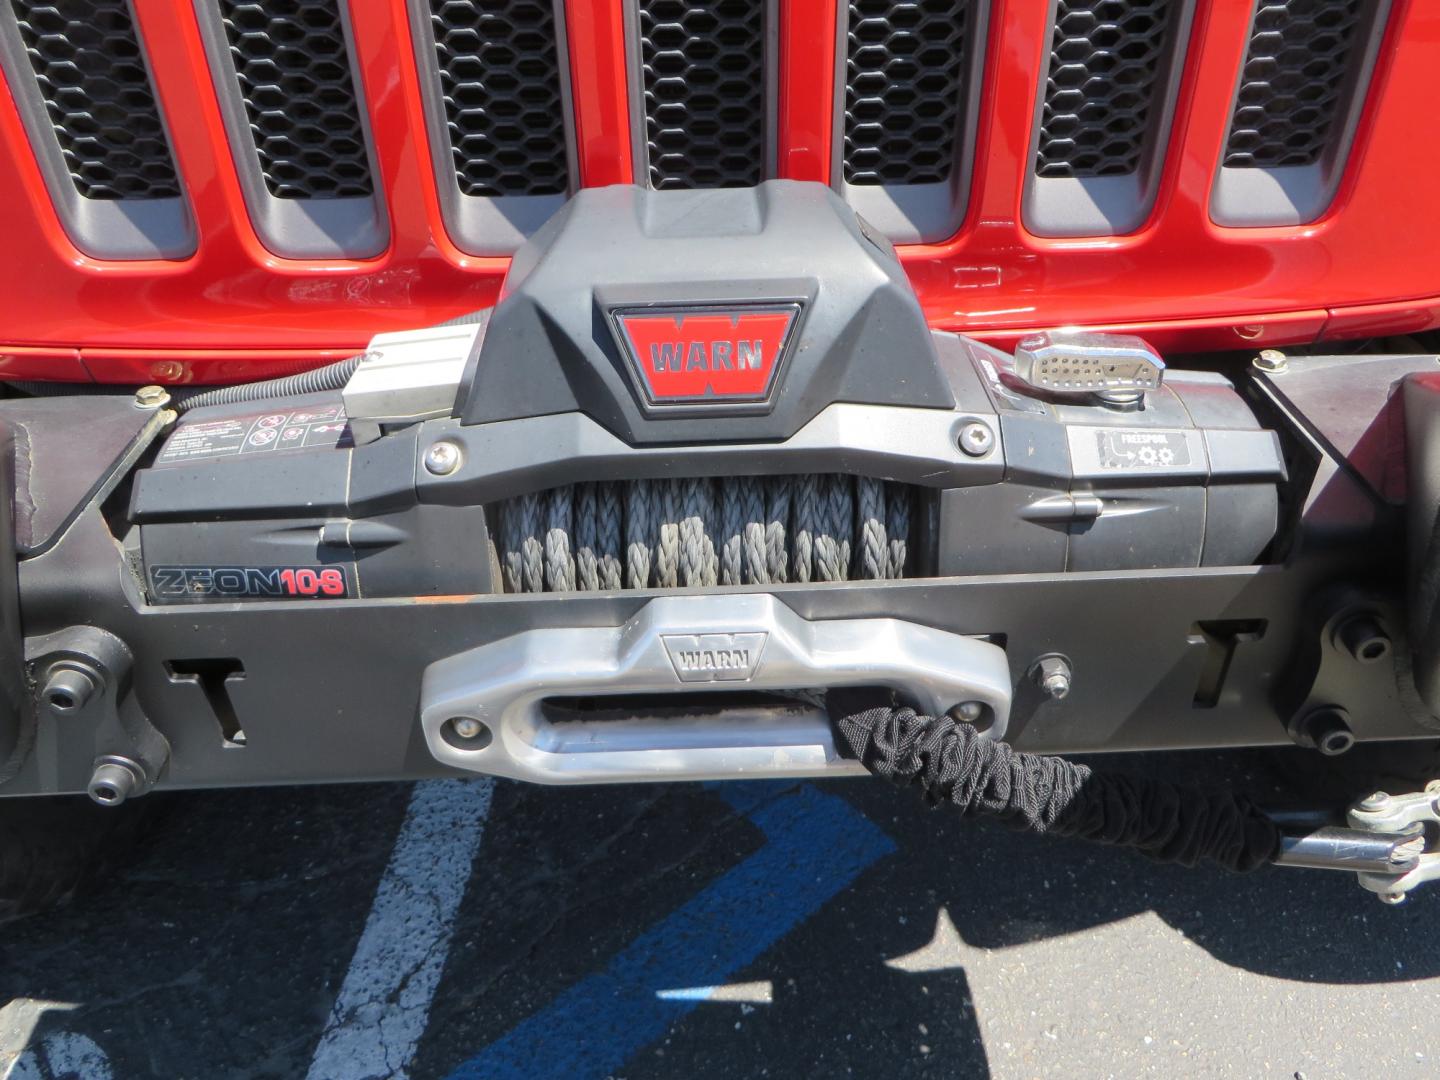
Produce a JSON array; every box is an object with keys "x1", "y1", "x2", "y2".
[
  {"x1": 829, "y1": 690, "x2": 1282, "y2": 873},
  {"x1": 498, "y1": 475, "x2": 912, "y2": 593}
]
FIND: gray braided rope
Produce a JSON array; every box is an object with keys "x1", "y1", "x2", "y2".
[
  {"x1": 886, "y1": 481, "x2": 909, "y2": 578},
  {"x1": 792, "y1": 474, "x2": 818, "y2": 584},
  {"x1": 498, "y1": 474, "x2": 911, "y2": 593},
  {"x1": 858, "y1": 476, "x2": 888, "y2": 581},
  {"x1": 596, "y1": 480, "x2": 624, "y2": 590},
  {"x1": 740, "y1": 477, "x2": 768, "y2": 585},
  {"x1": 625, "y1": 479, "x2": 654, "y2": 589},
  {"x1": 765, "y1": 478, "x2": 790, "y2": 584},
  {"x1": 655, "y1": 480, "x2": 680, "y2": 589},
  {"x1": 678, "y1": 478, "x2": 718, "y2": 586},
  {"x1": 574, "y1": 482, "x2": 600, "y2": 592},
  {"x1": 812, "y1": 475, "x2": 851, "y2": 582},
  {"x1": 543, "y1": 485, "x2": 576, "y2": 592},
  {"x1": 720, "y1": 479, "x2": 744, "y2": 586}
]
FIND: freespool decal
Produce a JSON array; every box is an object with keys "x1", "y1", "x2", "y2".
[{"x1": 615, "y1": 304, "x2": 801, "y2": 406}]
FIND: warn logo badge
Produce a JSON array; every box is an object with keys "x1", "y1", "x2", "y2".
[
  {"x1": 613, "y1": 304, "x2": 801, "y2": 408},
  {"x1": 662, "y1": 632, "x2": 768, "y2": 683}
]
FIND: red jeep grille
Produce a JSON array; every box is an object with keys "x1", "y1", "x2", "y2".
[{"x1": 0, "y1": 0, "x2": 1431, "y2": 383}]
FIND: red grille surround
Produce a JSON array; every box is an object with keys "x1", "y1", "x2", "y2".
[{"x1": 0, "y1": 0, "x2": 1435, "y2": 384}]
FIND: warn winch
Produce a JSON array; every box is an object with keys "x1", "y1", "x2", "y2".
[{"x1": 5, "y1": 181, "x2": 1440, "y2": 905}]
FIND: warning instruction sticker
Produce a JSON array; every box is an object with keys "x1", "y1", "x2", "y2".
[{"x1": 156, "y1": 403, "x2": 352, "y2": 466}]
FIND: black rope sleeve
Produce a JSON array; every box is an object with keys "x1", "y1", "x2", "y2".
[{"x1": 829, "y1": 691, "x2": 1282, "y2": 873}]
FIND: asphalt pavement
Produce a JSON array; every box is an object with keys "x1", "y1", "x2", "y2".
[{"x1": 0, "y1": 749, "x2": 1437, "y2": 1079}]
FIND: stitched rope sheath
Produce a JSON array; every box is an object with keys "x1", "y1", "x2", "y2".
[
  {"x1": 499, "y1": 475, "x2": 911, "y2": 593},
  {"x1": 829, "y1": 691, "x2": 1282, "y2": 873}
]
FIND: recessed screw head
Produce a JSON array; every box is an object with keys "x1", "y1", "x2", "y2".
[
  {"x1": 1253, "y1": 349, "x2": 1288, "y2": 374},
  {"x1": 133, "y1": 385, "x2": 170, "y2": 410},
  {"x1": 1360, "y1": 791, "x2": 1393, "y2": 811},
  {"x1": 959, "y1": 421, "x2": 995, "y2": 458},
  {"x1": 424, "y1": 441, "x2": 462, "y2": 476}
]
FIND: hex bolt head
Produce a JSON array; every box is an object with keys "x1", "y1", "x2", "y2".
[
  {"x1": 133, "y1": 385, "x2": 171, "y2": 410},
  {"x1": 41, "y1": 666, "x2": 95, "y2": 714},
  {"x1": 1297, "y1": 707, "x2": 1355, "y2": 756},
  {"x1": 958, "y1": 421, "x2": 995, "y2": 458},
  {"x1": 424, "y1": 441, "x2": 462, "y2": 476},
  {"x1": 1336, "y1": 614, "x2": 1391, "y2": 666},
  {"x1": 1031, "y1": 655, "x2": 1073, "y2": 701},
  {"x1": 1253, "y1": 349, "x2": 1289, "y2": 374},
  {"x1": 87, "y1": 757, "x2": 144, "y2": 807}
]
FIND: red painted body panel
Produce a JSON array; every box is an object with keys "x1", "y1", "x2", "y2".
[{"x1": 0, "y1": 0, "x2": 1435, "y2": 382}]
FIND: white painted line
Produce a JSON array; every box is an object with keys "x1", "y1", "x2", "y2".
[
  {"x1": 307, "y1": 779, "x2": 495, "y2": 1080},
  {"x1": 655, "y1": 981, "x2": 774, "y2": 1004}
]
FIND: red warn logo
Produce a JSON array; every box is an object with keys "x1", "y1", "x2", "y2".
[{"x1": 613, "y1": 304, "x2": 801, "y2": 407}]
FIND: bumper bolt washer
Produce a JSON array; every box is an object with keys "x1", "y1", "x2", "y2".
[
  {"x1": 1031, "y1": 655, "x2": 1073, "y2": 701},
  {"x1": 133, "y1": 385, "x2": 171, "y2": 410},
  {"x1": 1253, "y1": 349, "x2": 1289, "y2": 374}
]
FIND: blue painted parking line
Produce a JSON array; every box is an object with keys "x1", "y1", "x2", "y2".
[{"x1": 447, "y1": 783, "x2": 895, "y2": 1080}]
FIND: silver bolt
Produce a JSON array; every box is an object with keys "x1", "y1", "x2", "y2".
[
  {"x1": 87, "y1": 757, "x2": 144, "y2": 807},
  {"x1": 1379, "y1": 890, "x2": 1408, "y2": 906},
  {"x1": 958, "y1": 421, "x2": 995, "y2": 458},
  {"x1": 424, "y1": 441, "x2": 462, "y2": 476},
  {"x1": 450, "y1": 717, "x2": 484, "y2": 741},
  {"x1": 41, "y1": 667, "x2": 95, "y2": 714},
  {"x1": 951, "y1": 701, "x2": 984, "y2": 723},
  {"x1": 133, "y1": 385, "x2": 170, "y2": 410},
  {"x1": 1253, "y1": 349, "x2": 1289, "y2": 374},
  {"x1": 1360, "y1": 791, "x2": 1393, "y2": 812},
  {"x1": 1032, "y1": 655, "x2": 1073, "y2": 701}
]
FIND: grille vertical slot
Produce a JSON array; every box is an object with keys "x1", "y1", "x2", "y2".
[
  {"x1": 409, "y1": 0, "x2": 575, "y2": 256},
  {"x1": 195, "y1": 0, "x2": 387, "y2": 258},
  {"x1": 0, "y1": 0, "x2": 194, "y2": 257},
  {"x1": 1212, "y1": 0, "x2": 1393, "y2": 227},
  {"x1": 1024, "y1": 0, "x2": 1196, "y2": 237},
  {"x1": 1224, "y1": 0, "x2": 1369, "y2": 169},
  {"x1": 632, "y1": 0, "x2": 772, "y2": 190},
  {"x1": 9, "y1": 0, "x2": 179, "y2": 199},
  {"x1": 834, "y1": 0, "x2": 988, "y2": 244},
  {"x1": 215, "y1": 0, "x2": 373, "y2": 199},
  {"x1": 426, "y1": 0, "x2": 568, "y2": 198},
  {"x1": 1035, "y1": 0, "x2": 1181, "y2": 180}
]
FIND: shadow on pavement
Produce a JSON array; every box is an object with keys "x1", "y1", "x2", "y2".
[{"x1": 0, "y1": 746, "x2": 1433, "y2": 1078}]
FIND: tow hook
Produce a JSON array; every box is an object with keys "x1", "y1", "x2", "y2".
[
  {"x1": 1272, "y1": 782, "x2": 1440, "y2": 904},
  {"x1": 1345, "y1": 783, "x2": 1440, "y2": 904}
]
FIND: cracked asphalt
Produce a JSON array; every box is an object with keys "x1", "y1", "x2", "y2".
[{"x1": 2, "y1": 748, "x2": 1439, "y2": 1079}]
